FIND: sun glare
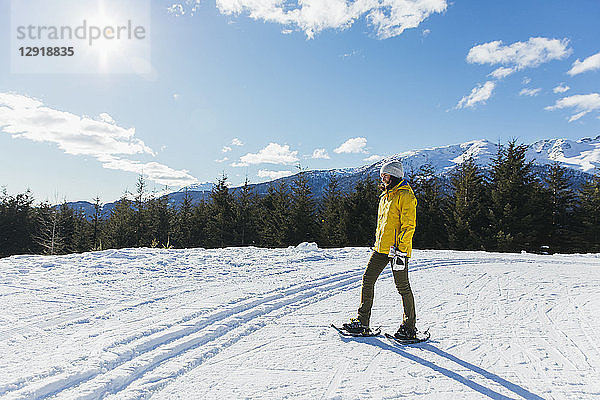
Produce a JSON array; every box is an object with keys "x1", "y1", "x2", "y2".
[{"x1": 81, "y1": 1, "x2": 134, "y2": 71}]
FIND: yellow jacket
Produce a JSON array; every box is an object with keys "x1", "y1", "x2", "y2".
[{"x1": 373, "y1": 180, "x2": 417, "y2": 258}]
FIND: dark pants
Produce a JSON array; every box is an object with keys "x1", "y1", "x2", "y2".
[{"x1": 357, "y1": 251, "x2": 416, "y2": 328}]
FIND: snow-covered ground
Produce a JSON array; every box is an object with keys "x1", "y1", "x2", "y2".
[{"x1": 1, "y1": 245, "x2": 599, "y2": 399}]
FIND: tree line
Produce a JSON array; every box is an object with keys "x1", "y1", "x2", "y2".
[{"x1": 1, "y1": 141, "x2": 599, "y2": 258}]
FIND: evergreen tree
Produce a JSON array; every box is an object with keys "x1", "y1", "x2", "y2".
[
  {"x1": 105, "y1": 195, "x2": 136, "y2": 249},
  {"x1": 172, "y1": 190, "x2": 194, "y2": 248},
  {"x1": 190, "y1": 199, "x2": 208, "y2": 248},
  {"x1": 57, "y1": 202, "x2": 76, "y2": 253},
  {"x1": 319, "y1": 176, "x2": 348, "y2": 247},
  {"x1": 146, "y1": 192, "x2": 172, "y2": 248},
  {"x1": 259, "y1": 181, "x2": 292, "y2": 247},
  {"x1": 578, "y1": 170, "x2": 600, "y2": 252},
  {"x1": 447, "y1": 158, "x2": 490, "y2": 250},
  {"x1": 542, "y1": 163, "x2": 576, "y2": 252},
  {"x1": 289, "y1": 172, "x2": 318, "y2": 245},
  {"x1": 0, "y1": 189, "x2": 37, "y2": 257},
  {"x1": 344, "y1": 177, "x2": 379, "y2": 246},
  {"x1": 206, "y1": 175, "x2": 236, "y2": 247},
  {"x1": 72, "y1": 207, "x2": 93, "y2": 253},
  {"x1": 489, "y1": 140, "x2": 543, "y2": 252},
  {"x1": 234, "y1": 178, "x2": 258, "y2": 246},
  {"x1": 412, "y1": 164, "x2": 449, "y2": 249},
  {"x1": 133, "y1": 174, "x2": 149, "y2": 247}
]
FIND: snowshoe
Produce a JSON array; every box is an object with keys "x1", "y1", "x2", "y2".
[
  {"x1": 342, "y1": 318, "x2": 368, "y2": 334},
  {"x1": 394, "y1": 324, "x2": 417, "y2": 340},
  {"x1": 385, "y1": 328, "x2": 430, "y2": 344},
  {"x1": 331, "y1": 319, "x2": 381, "y2": 337}
]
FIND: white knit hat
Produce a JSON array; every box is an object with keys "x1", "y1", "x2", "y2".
[{"x1": 380, "y1": 161, "x2": 404, "y2": 179}]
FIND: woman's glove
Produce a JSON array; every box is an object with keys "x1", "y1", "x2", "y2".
[{"x1": 388, "y1": 246, "x2": 407, "y2": 271}]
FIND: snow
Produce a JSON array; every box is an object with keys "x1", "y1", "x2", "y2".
[
  {"x1": 1, "y1": 246, "x2": 599, "y2": 399},
  {"x1": 293, "y1": 242, "x2": 319, "y2": 251},
  {"x1": 375, "y1": 140, "x2": 503, "y2": 175},
  {"x1": 527, "y1": 137, "x2": 600, "y2": 172},
  {"x1": 365, "y1": 136, "x2": 600, "y2": 177},
  {"x1": 178, "y1": 182, "x2": 215, "y2": 192}
]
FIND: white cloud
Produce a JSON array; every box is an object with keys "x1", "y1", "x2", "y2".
[
  {"x1": 0, "y1": 92, "x2": 199, "y2": 187},
  {"x1": 341, "y1": 49, "x2": 360, "y2": 59},
  {"x1": 519, "y1": 88, "x2": 541, "y2": 97},
  {"x1": 456, "y1": 81, "x2": 496, "y2": 109},
  {"x1": 173, "y1": 93, "x2": 181, "y2": 100},
  {"x1": 167, "y1": 4, "x2": 185, "y2": 16},
  {"x1": 168, "y1": 0, "x2": 201, "y2": 16},
  {"x1": 215, "y1": 0, "x2": 447, "y2": 40},
  {"x1": 235, "y1": 142, "x2": 299, "y2": 166},
  {"x1": 545, "y1": 93, "x2": 600, "y2": 122},
  {"x1": 460, "y1": 38, "x2": 570, "y2": 109},
  {"x1": 364, "y1": 154, "x2": 383, "y2": 162},
  {"x1": 216, "y1": 157, "x2": 229, "y2": 163},
  {"x1": 553, "y1": 84, "x2": 570, "y2": 94},
  {"x1": 311, "y1": 148, "x2": 330, "y2": 159},
  {"x1": 568, "y1": 111, "x2": 588, "y2": 122},
  {"x1": 467, "y1": 37, "x2": 571, "y2": 70},
  {"x1": 489, "y1": 67, "x2": 515, "y2": 79},
  {"x1": 334, "y1": 137, "x2": 368, "y2": 154},
  {"x1": 97, "y1": 155, "x2": 199, "y2": 187},
  {"x1": 0, "y1": 92, "x2": 153, "y2": 157},
  {"x1": 98, "y1": 112, "x2": 116, "y2": 124},
  {"x1": 257, "y1": 169, "x2": 293, "y2": 180},
  {"x1": 568, "y1": 52, "x2": 600, "y2": 76},
  {"x1": 231, "y1": 137, "x2": 243, "y2": 146},
  {"x1": 222, "y1": 146, "x2": 232, "y2": 153},
  {"x1": 422, "y1": 29, "x2": 431, "y2": 37}
]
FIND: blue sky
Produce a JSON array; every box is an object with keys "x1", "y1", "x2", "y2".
[{"x1": 1, "y1": 0, "x2": 599, "y2": 203}]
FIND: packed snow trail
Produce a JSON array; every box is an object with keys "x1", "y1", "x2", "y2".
[{"x1": 0, "y1": 246, "x2": 599, "y2": 399}]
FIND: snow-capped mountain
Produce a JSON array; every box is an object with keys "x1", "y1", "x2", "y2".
[
  {"x1": 373, "y1": 139, "x2": 499, "y2": 175},
  {"x1": 526, "y1": 136, "x2": 600, "y2": 172},
  {"x1": 246, "y1": 135, "x2": 600, "y2": 198},
  {"x1": 65, "y1": 136, "x2": 600, "y2": 215},
  {"x1": 178, "y1": 182, "x2": 215, "y2": 193},
  {"x1": 372, "y1": 135, "x2": 600, "y2": 176}
]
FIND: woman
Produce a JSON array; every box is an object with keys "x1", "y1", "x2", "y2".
[{"x1": 342, "y1": 160, "x2": 418, "y2": 339}]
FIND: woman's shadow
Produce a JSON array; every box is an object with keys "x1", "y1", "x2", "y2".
[{"x1": 346, "y1": 336, "x2": 545, "y2": 400}]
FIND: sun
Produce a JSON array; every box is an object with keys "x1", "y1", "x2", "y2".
[
  {"x1": 85, "y1": 2, "x2": 128, "y2": 71},
  {"x1": 62, "y1": 0, "x2": 150, "y2": 73}
]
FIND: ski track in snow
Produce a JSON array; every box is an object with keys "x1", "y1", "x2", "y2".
[{"x1": 0, "y1": 247, "x2": 599, "y2": 399}]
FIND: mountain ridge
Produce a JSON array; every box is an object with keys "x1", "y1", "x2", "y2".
[{"x1": 66, "y1": 135, "x2": 600, "y2": 216}]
